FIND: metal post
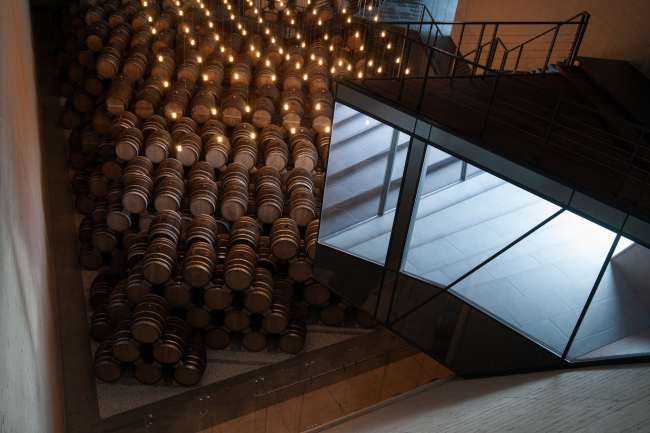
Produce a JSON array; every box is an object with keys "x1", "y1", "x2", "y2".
[
  {"x1": 500, "y1": 50, "x2": 508, "y2": 72},
  {"x1": 417, "y1": 47, "x2": 435, "y2": 110},
  {"x1": 378, "y1": 129, "x2": 400, "y2": 216},
  {"x1": 615, "y1": 130, "x2": 645, "y2": 197},
  {"x1": 361, "y1": 25, "x2": 373, "y2": 85},
  {"x1": 541, "y1": 24, "x2": 560, "y2": 77},
  {"x1": 483, "y1": 24, "x2": 499, "y2": 75},
  {"x1": 471, "y1": 24, "x2": 486, "y2": 76},
  {"x1": 569, "y1": 13, "x2": 590, "y2": 66},
  {"x1": 513, "y1": 44, "x2": 524, "y2": 73},
  {"x1": 562, "y1": 232, "x2": 623, "y2": 360},
  {"x1": 537, "y1": 99, "x2": 562, "y2": 164},
  {"x1": 449, "y1": 23, "x2": 465, "y2": 77},
  {"x1": 396, "y1": 39, "x2": 413, "y2": 102},
  {"x1": 460, "y1": 161, "x2": 468, "y2": 181},
  {"x1": 479, "y1": 75, "x2": 500, "y2": 138}
]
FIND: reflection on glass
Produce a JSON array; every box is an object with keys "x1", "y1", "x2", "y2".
[
  {"x1": 403, "y1": 152, "x2": 561, "y2": 287},
  {"x1": 319, "y1": 102, "x2": 409, "y2": 265},
  {"x1": 449, "y1": 210, "x2": 616, "y2": 355},
  {"x1": 568, "y1": 238, "x2": 650, "y2": 360}
]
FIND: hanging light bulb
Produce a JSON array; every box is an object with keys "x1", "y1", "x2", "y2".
[
  {"x1": 266, "y1": 60, "x2": 270, "y2": 66},
  {"x1": 396, "y1": 58, "x2": 400, "y2": 63},
  {"x1": 374, "y1": 15, "x2": 378, "y2": 21},
  {"x1": 324, "y1": 34, "x2": 328, "y2": 40},
  {"x1": 342, "y1": 8, "x2": 346, "y2": 13},
  {"x1": 347, "y1": 65, "x2": 351, "y2": 70},
  {"x1": 190, "y1": 39, "x2": 195, "y2": 45},
  {"x1": 378, "y1": 67, "x2": 382, "y2": 73},
  {"x1": 215, "y1": 34, "x2": 219, "y2": 40},
  {"x1": 279, "y1": 48, "x2": 283, "y2": 54},
  {"x1": 271, "y1": 37, "x2": 276, "y2": 43},
  {"x1": 369, "y1": 5, "x2": 372, "y2": 10},
  {"x1": 284, "y1": 104, "x2": 289, "y2": 110},
  {"x1": 217, "y1": 136, "x2": 222, "y2": 142},
  {"x1": 313, "y1": 9, "x2": 317, "y2": 14},
  {"x1": 237, "y1": 23, "x2": 241, "y2": 29},
  {"x1": 326, "y1": 126, "x2": 330, "y2": 132},
  {"x1": 251, "y1": 44, "x2": 255, "y2": 50},
  {"x1": 286, "y1": 9, "x2": 290, "y2": 15},
  {"x1": 405, "y1": 68, "x2": 410, "y2": 74},
  {"x1": 303, "y1": 73, "x2": 308, "y2": 80},
  {"x1": 296, "y1": 62, "x2": 300, "y2": 69},
  {"x1": 257, "y1": 52, "x2": 260, "y2": 57},
  {"x1": 185, "y1": 27, "x2": 189, "y2": 33},
  {"x1": 358, "y1": 72, "x2": 363, "y2": 78},
  {"x1": 203, "y1": 74, "x2": 208, "y2": 80},
  {"x1": 330, "y1": 67, "x2": 335, "y2": 73},
  {"x1": 254, "y1": 8, "x2": 258, "y2": 13},
  {"x1": 291, "y1": 127, "x2": 296, "y2": 134},
  {"x1": 242, "y1": 30, "x2": 247, "y2": 35},
  {"x1": 266, "y1": 29, "x2": 270, "y2": 34},
  {"x1": 231, "y1": 14, "x2": 235, "y2": 19},
  {"x1": 368, "y1": 60, "x2": 373, "y2": 66},
  {"x1": 347, "y1": 17, "x2": 351, "y2": 23},
  {"x1": 316, "y1": 103, "x2": 320, "y2": 110},
  {"x1": 221, "y1": 46, "x2": 225, "y2": 52},
  {"x1": 206, "y1": 10, "x2": 210, "y2": 15},
  {"x1": 245, "y1": 106, "x2": 250, "y2": 112},
  {"x1": 271, "y1": 75, "x2": 276, "y2": 81},
  {"x1": 176, "y1": 0, "x2": 179, "y2": 5},
  {"x1": 318, "y1": 59, "x2": 322, "y2": 65},
  {"x1": 234, "y1": 73, "x2": 239, "y2": 79},
  {"x1": 330, "y1": 45, "x2": 334, "y2": 51},
  {"x1": 212, "y1": 108, "x2": 217, "y2": 115},
  {"x1": 318, "y1": 20, "x2": 322, "y2": 25},
  {"x1": 259, "y1": 18, "x2": 263, "y2": 23},
  {"x1": 200, "y1": 3, "x2": 204, "y2": 8},
  {"x1": 311, "y1": 54, "x2": 315, "y2": 60},
  {"x1": 297, "y1": 33, "x2": 301, "y2": 39},
  {"x1": 159, "y1": 55, "x2": 163, "y2": 61},
  {"x1": 251, "y1": 132, "x2": 256, "y2": 139},
  {"x1": 177, "y1": 144, "x2": 182, "y2": 151},
  {"x1": 229, "y1": 56, "x2": 233, "y2": 62},
  {"x1": 148, "y1": 16, "x2": 152, "y2": 22},
  {"x1": 381, "y1": 31, "x2": 386, "y2": 37},
  {"x1": 286, "y1": 54, "x2": 290, "y2": 60},
  {"x1": 198, "y1": 56, "x2": 202, "y2": 62},
  {"x1": 143, "y1": 1, "x2": 147, "y2": 6},
  {"x1": 355, "y1": 31, "x2": 359, "y2": 38},
  {"x1": 339, "y1": 60, "x2": 342, "y2": 66},
  {"x1": 387, "y1": 43, "x2": 391, "y2": 49},
  {"x1": 172, "y1": 112, "x2": 177, "y2": 118},
  {"x1": 291, "y1": 19, "x2": 294, "y2": 24},
  {"x1": 164, "y1": 81, "x2": 169, "y2": 87},
  {"x1": 179, "y1": 9, "x2": 183, "y2": 15},
  {"x1": 360, "y1": 45, "x2": 364, "y2": 51},
  {"x1": 209, "y1": 22, "x2": 213, "y2": 27}
]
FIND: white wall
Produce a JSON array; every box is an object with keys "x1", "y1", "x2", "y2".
[
  {"x1": 454, "y1": 0, "x2": 650, "y2": 78},
  {"x1": 0, "y1": 1, "x2": 66, "y2": 432}
]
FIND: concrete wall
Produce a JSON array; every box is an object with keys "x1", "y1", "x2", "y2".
[
  {"x1": 0, "y1": 1, "x2": 66, "y2": 432},
  {"x1": 453, "y1": 0, "x2": 650, "y2": 78}
]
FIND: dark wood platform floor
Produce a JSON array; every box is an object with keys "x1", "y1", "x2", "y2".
[{"x1": 349, "y1": 74, "x2": 650, "y2": 218}]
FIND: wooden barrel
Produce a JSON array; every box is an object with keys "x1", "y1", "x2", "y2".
[
  {"x1": 72, "y1": 87, "x2": 94, "y2": 113},
  {"x1": 204, "y1": 134, "x2": 230, "y2": 169},
  {"x1": 204, "y1": 271, "x2": 232, "y2": 310},
  {"x1": 125, "y1": 263, "x2": 154, "y2": 305},
  {"x1": 304, "y1": 282, "x2": 330, "y2": 306},
  {"x1": 281, "y1": 100, "x2": 304, "y2": 129},
  {"x1": 92, "y1": 221, "x2": 118, "y2": 252},
  {"x1": 190, "y1": 91, "x2": 217, "y2": 124},
  {"x1": 278, "y1": 303, "x2": 308, "y2": 353},
  {"x1": 282, "y1": 67, "x2": 303, "y2": 89},
  {"x1": 228, "y1": 216, "x2": 261, "y2": 250},
  {"x1": 224, "y1": 308, "x2": 251, "y2": 332},
  {"x1": 90, "y1": 301, "x2": 115, "y2": 342},
  {"x1": 174, "y1": 339, "x2": 207, "y2": 386},
  {"x1": 88, "y1": 170, "x2": 109, "y2": 196},
  {"x1": 134, "y1": 354, "x2": 164, "y2": 385},
  {"x1": 256, "y1": 83, "x2": 280, "y2": 106},
  {"x1": 256, "y1": 184, "x2": 284, "y2": 225},
  {"x1": 263, "y1": 139, "x2": 289, "y2": 171},
  {"x1": 142, "y1": 237, "x2": 177, "y2": 284},
  {"x1": 310, "y1": 100, "x2": 333, "y2": 134},
  {"x1": 176, "y1": 132, "x2": 202, "y2": 167},
  {"x1": 153, "y1": 317, "x2": 190, "y2": 364},
  {"x1": 131, "y1": 294, "x2": 169, "y2": 344},
  {"x1": 320, "y1": 301, "x2": 346, "y2": 326},
  {"x1": 199, "y1": 119, "x2": 225, "y2": 145},
  {"x1": 92, "y1": 106, "x2": 112, "y2": 135},
  {"x1": 111, "y1": 317, "x2": 142, "y2": 363},
  {"x1": 170, "y1": 116, "x2": 196, "y2": 142},
  {"x1": 108, "y1": 9, "x2": 128, "y2": 29},
  {"x1": 186, "y1": 214, "x2": 218, "y2": 247},
  {"x1": 214, "y1": 234, "x2": 230, "y2": 263},
  {"x1": 189, "y1": 179, "x2": 218, "y2": 216},
  {"x1": 262, "y1": 290, "x2": 291, "y2": 334},
  {"x1": 122, "y1": 174, "x2": 153, "y2": 214},
  {"x1": 230, "y1": 63, "x2": 252, "y2": 86},
  {"x1": 203, "y1": 59, "x2": 225, "y2": 84},
  {"x1": 187, "y1": 161, "x2": 215, "y2": 189},
  {"x1": 163, "y1": 89, "x2": 191, "y2": 121},
  {"x1": 150, "y1": 50, "x2": 175, "y2": 81},
  {"x1": 255, "y1": 65, "x2": 276, "y2": 88},
  {"x1": 94, "y1": 336, "x2": 124, "y2": 382},
  {"x1": 232, "y1": 137, "x2": 258, "y2": 171},
  {"x1": 148, "y1": 210, "x2": 182, "y2": 244},
  {"x1": 96, "y1": 43, "x2": 123, "y2": 79},
  {"x1": 242, "y1": 327, "x2": 268, "y2": 352},
  {"x1": 281, "y1": 85, "x2": 305, "y2": 106},
  {"x1": 123, "y1": 46, "x2": 149, "y2": 81},
  {"x1": 131, "y1": 27, "x2": 154, "y2": 49},
  {"x1": 106, "y1": 73, "x2": 136, "y2": 116},
  {"x1": 183, "y1": 242, "x2": 216, "y2": 287},
  {"x1": 153, "y1": 176, "x2": 185, "y2": 212},
  {"x1": 86, "y1": 20, "x2": 110, "y2": 51},
  {"x1": 251, "y1": 97, "x2": 275, "y2": 128},
  {"x1": 356, "y1": 310, "x2": 380, "y2": 328},
  {"x1": 144, "y1": 129, "x2": 172, "y2": 163},
  {"x1": 287, "y1": 241, "x2": 312, "y2": 282},
  {"x1": 222, "y1": 94, "x2": 247, "y2": 127},
  {"x1": 205, "y1": 325, "x2": 232, "y2": 349},
  {"x1": 177, "y1": 58, "x2": 200, "y2": 83},
  {"x1": 84, "y1": 67, "x2": 105, "y2": 96},
  {"x1": 79, "y1": 215, "x2": 95, "y2": 244},
  {"x1": 115, "y1": 126, "x2": 143, "y2": 161},
  {"x1": 127, "y1": 231, "x2": 148, "y2": 267},
  {"x1": 270, "y1": 218, "x2": 300, "y2": 260},
  {"x1": 224, "y1": 244, "x2": 257, "y2": 290},
  {"x1": 287, "y1": 167, "x2": 314, "y2": 194},
  {"x1": 110, "y1": 111, "x2": 140, "y2": 139},
  {"x1": 305, "y1": 219, "x2": 319, "y2": 260},
  {"x1": 154, "y1": 158, "x2": 183, "y2": 185},
  {"x1": 220, "y1": 183, "x2": 249, "y2": 222},
  {"x1": 289, "y1": 188, "x2": 316, "y2": 226},
  {"x1": 133, "y1": 86, "x2": 163, "y2": 120},
  {"x1": 107, "y1": 281, "x2": 133, "y2": 324},
  {"x1": 244, "y1": 268, "x2": 274, "y2": 313},
  {"x1": 223, "y1": 33, "x2": 242, "y2": 60}
]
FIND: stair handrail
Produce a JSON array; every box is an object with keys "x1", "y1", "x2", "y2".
[{"x1": 355, "y1": 18, "x2": 650, "y2": 206}]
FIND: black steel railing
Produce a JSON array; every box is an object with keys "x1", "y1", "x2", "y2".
[{"x1": 352, "y1": 18, "x2": 650, "y2": 212}]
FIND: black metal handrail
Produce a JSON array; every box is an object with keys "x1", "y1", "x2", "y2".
[{"x1": 355, "y1": 17, "x2": 650, "y2": 209}]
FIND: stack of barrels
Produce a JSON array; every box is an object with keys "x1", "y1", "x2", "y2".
[{"x1": 56, "y1": 0, "x2": 379, "y2": 387}]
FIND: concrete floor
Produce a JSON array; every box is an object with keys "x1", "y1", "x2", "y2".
[{"x1": 321, "y1": 363, "x2": 650, "y2": 433}]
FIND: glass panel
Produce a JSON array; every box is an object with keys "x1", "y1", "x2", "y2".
[
  {"x1": 319, "y1": 102, "x2": 409, "y2": 265},
  {"x1": 403, "y1": 161, "x2": 561, "y2": 287},
  {"x1": 450, "y1": 210, "x2": 617, "y2": 355},
  {"x1": 465, "y1": 162, "x2": 483, "y2": 178},
  {"x1": 568, "y1": 238, "x2": 650, "y2": 360}
]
